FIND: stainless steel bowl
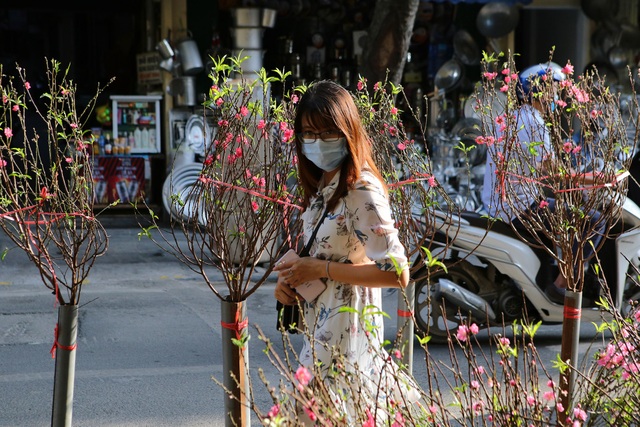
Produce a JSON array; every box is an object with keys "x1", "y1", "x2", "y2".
[{"x1": 434, "y1": 59, "x2": 463, "y2": 91}]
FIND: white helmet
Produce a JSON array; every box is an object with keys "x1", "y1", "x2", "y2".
[{"x1": 518, "y1": 62, "x2": 566, "y2": 96}]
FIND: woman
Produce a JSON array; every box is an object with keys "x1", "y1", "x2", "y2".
[{"x1": 273, "y1": 80, "x2": 415, "y2": 421}]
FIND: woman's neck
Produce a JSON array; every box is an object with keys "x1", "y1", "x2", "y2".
[{"x1": 323, "y1": 168, "x2": 339, "y2": 185}]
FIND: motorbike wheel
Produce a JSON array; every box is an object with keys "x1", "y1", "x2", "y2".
[
  {"x1": 414, "y1": 261, "x2": 482, "y2": 344},
  {"x1": 622, "y1": 283, "x2": 640, "y2": 317}
]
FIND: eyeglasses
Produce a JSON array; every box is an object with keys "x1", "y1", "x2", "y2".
[{"x1": 298, "y1": 130, "x2": 343, "y2": 143}]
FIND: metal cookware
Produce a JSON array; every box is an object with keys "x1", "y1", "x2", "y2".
[
  {"x1": 453, "y1": 29, "x2": 480, "y2": 66},
  {"x1": 476, "y1": 2, "x2": 520, "y2": 39},
  {"x1": 608, "y1": 46, "x2": 632, "y2": 69},
  {"x1": 159, "y1": 57, "x2": 175, "y2": 73},
  {"x1": 176, "y1": 38, "x2": 204, "y2": 75},
  {"x1": 156, "y1": 38, "x2": 175, "y2": 60},
  {"x1": 184, "y1": 114, "x2": 213, "y2": 155},
  {"x1": 231, "y1": 27, "x2": 265, "y2": 49},
  {"x1": 451, "y1": 118, "x2": 482, "y2": 141},
  {"x1": 261, "y1": 8, "x2": 277, "y2": 28},
  {"x1": 162, "y1": 162, "x2": 207, "y2": 225},
  {"x1": 464, "y1": 85, "x2": 507, "y2": 121},
  {"x1": 232, "y1": 8, "x2": 262, "y2": 27},
  {"x1": 168, "y1": 76, "x2": 197, "y2": 107},
  {"x1": 434, "y1": 59, "x2": 463, "y2": 92},
  {"x1": 451, "y1": 118, "x2": 486, "y2": 166}
]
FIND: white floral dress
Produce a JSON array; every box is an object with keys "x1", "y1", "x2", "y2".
[{"x1": 299, "y1": 169, "x2": 418, "y2": 422}]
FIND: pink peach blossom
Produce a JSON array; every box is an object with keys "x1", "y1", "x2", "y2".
[{"x1": 295, "y1": 366, "x2": 312, "y2": 386}]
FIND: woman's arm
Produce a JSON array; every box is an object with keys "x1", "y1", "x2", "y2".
[
  {"x1": 325, "y1": 258, "x2": 409, "y2": 288},
  {"x1": 274, "y1": 256, "x2": 409, "y2": 293}
]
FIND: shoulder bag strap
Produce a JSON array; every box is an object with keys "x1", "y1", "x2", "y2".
[{"x1": 299, "y1": 206, "x2": 329, "y2": 257}]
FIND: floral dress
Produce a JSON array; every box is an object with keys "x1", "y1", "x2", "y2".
[{"x1": 299, "y1": 169, "x2": 418, "y2": 422}]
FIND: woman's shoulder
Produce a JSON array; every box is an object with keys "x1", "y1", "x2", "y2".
[
  {"x1": 357, "y1": 169, "x2": 384, "y2": 187},
  {"x1": 350, "y1": 169, "x2": 386, "y2": 198}
]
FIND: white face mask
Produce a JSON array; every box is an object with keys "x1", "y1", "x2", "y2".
[{"x1": 301, "y1": 137, "x2": 348, "y2": 171}]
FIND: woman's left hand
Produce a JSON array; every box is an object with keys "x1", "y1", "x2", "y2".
[{"x1": 274, "y1": 256, "x2": 324, "y2": 290}]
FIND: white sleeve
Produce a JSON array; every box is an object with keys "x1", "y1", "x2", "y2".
[{"x1": 347, "y1": 173, "x2": 408, "y2": 273}]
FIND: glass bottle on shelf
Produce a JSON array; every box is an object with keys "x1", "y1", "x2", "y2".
[
  {"x1": 104, "y1": 134, "x2": 112, "y2": 155},
  {"x1": 134, "y1": 127, "x2": 142, "y2": 149},
  {"x1": 141, "y1": 128, "x2": 150, "y2": 149},
  {"x1": 98, "y1": 133, "x2": 106, "y2": 155},
  {"x1": 148, "y1": 127, "x2": 156, "y2": 150}
]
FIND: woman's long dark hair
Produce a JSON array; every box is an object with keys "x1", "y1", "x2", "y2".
[{"x1": 294, "y1": 80, "x2": 385, "y2": 212}]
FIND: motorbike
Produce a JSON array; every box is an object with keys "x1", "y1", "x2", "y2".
[{"x1": 411, "y1": 195, "x2": 640, "y2": 343}]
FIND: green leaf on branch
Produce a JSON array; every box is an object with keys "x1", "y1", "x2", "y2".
[
  {"x1": 231, "y1": 331, "x2": 250, "y2": 349},
  {"x1": 138, "y1": 226, "x2": 158, "y2": 240},
  {"x1": 521, "y1": 320, "x2": 541, "y2": 338},
  {"x1": 552, "y1": 354, "x2": 570, "y2": 374},
  {"x1": 416, "y1": 334, "x2": 431, "y2": 346},
  {"x1": 592, "y1": 321, "x2": 611, "y2": 334},
  {"x1": 421, "y1": 247, "x2": 447, "y2": 273}
]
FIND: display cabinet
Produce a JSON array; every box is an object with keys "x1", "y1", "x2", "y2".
[{"x1": 111, "y1": 95, "x2": 162, "y2": 153}]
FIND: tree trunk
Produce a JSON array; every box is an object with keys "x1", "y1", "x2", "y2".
[
  {"x1": 361, "y1": 0, "x2": 420, "y2": 85},
  {"x1": 558, "y1": 289, "x2": 582, "y2": 427},
  {"x1": 51, "y1": 305, "x2": 79, "y2": 427},
  {"x1": 221, "y1": 298, "x2": 250, "y2": 427},
  {"x1": 397, "y1": 281, "x2": 415, "y2": 372}
]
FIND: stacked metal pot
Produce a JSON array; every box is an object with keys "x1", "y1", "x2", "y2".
[
  {"x1": 230, "y1": 7, "x2": 277, "y2": 76},
  {"x1": 156, "y1": 33, "x2": 204, "y2": 107}
]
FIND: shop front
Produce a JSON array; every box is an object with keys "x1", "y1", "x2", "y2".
[{"x1": 1, "y1": 0, "x2": 638, "y2": 217}]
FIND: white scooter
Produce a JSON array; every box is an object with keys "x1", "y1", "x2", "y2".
[{"x1": 412, "y1": 197, "x2": 640, "y2": 342}]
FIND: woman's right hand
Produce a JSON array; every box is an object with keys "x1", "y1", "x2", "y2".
[{"x1": 274, "y1": 273, "x2": 300, "y2": 305}]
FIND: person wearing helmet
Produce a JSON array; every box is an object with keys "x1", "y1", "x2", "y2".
[
  {"x1": 481, "y1": 61, "x2": 566, "y2": 222},
  {"x1": 481, "y1": 61, "x2": 604, "y2": 304},
  {"x1": 517, "y1": 62, "x2": 566, "y2": 99}
]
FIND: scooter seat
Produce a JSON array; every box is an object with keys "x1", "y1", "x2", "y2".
[{"x1": 459, "y1": 211, "x2": 521, "y2": 239}]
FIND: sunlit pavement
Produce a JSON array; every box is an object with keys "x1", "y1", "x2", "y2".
[{"x1": 0, "y1": 221, "x2": 601, "y2": 426}]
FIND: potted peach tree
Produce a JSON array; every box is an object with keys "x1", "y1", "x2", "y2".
[
  {"x1": 0, "y1": 60, "x2": 111, "y2": 426},
  {"x1": 139, "y1": 55, "x2": 301, "y2": 427}
]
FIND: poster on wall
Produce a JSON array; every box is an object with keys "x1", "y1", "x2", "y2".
[
  {"x1": 92, "y1": 156, "x2": 146, "y2": 204},
  {"x1": 136, "y1": 52, "x2": 162, "y2": 86}
]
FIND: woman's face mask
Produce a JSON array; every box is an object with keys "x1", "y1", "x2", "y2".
[{"x1": 301, "y1": 137, "x2": 348, "y2": 171}]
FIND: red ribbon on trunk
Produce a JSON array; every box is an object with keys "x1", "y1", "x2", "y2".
[
  {"x1": 563, "y1": 306, "x2": 581, "y2": 320},
  {"x1": 221, "y1": 309, "x2": 249, "y2": 340},
  {"x1": 50, "y1": 324, "x2": 77, "y2": 359}
]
